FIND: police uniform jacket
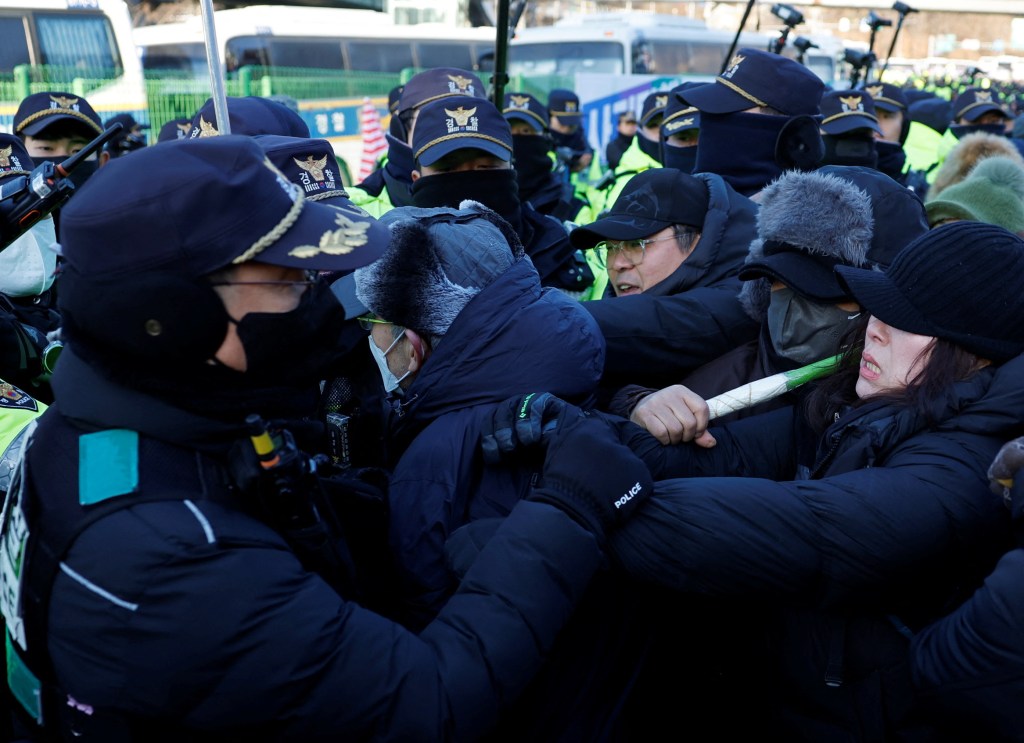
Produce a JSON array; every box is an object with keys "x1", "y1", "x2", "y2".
[
  {"x1": 609, "y1": 351, "x2": 1024, "y2": 740},
  {"x1": 1, "y1": 346, "x2": 603, "y2": 740},
  {"x1": 585, "y1": 171, "x2": 760, "y2": 392}
]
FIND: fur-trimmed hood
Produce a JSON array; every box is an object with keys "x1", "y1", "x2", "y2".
[
  {"x1": 738, "y1": 166, "x2": 928, "y2": 320},
  {"x1": 354, "y1": 201, "x2": 525, "y2": 337},
  {"x1": 930, "y1": 131, "x2": 1024, "y2": 199}
]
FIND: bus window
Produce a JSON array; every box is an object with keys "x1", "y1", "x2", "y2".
[
  {"x1": 417, "y1": 40, "x2": 471, "y2": 70},
  {"x1": 688, "y1": 41, "x2": 731, "y2": 75},
  {"x1": 37, "y1": 11, "x2": 121, "y2": 70},
  {"x1": 266, "y1": 39, "x2": 344, "y2": 70},
  {"x1": 0, "y1": 16, "x2": 31, "y2": 73},
  {"x1": 141, "y1": 42, "x2": 206, "y2": 76},
  {"x1": 225, "y1": 37, "x2": 271, "y2": 71},
  {"x1": 508, "y1": 41, "x2": 624, "y2": 76},
  {"x1": 345, "y1": 39, "x2": 414, "y2": 73}
]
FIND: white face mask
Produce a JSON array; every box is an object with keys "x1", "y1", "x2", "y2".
[
  {"x1": 368, "y1": 330, "x2": 410, "y2": 394},
  {"x1": 0, "y1": 217, "x2": 57, "y2": 296}
]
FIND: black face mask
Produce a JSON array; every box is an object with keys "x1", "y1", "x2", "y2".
[
  {"x1": 875, "y1": 140, "x2": 907, "y2": 180},
  {"x1": 660, "y1": 143, "x2": 698, "y2": 173},
  {"x1": 636, "y1": 134, "x2": 663, "y2": 163},
  {"x1": 512, "y1": 134, "x2": 555, "y2": 201},
  {"x1": 949, "y1": 122, "x2": 1007, "y2": 140},
  {"x1": 411, "y1": 169, "x2": 522, "y2": 234},
  {"x1": 695, "y1": 112, "x2": 790, "y2": 196},
  {"x1": 231, "y1": 280, "x2": 349, "y2": 387},
  {"x1": 821, "y1": 132, "x2": 879, "y2": 170}
]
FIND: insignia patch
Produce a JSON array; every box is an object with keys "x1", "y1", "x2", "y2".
[
  {"x1": 294, "y1": 154, "x2": 336, "y2": 193},
  {"x1": 976, "y1": 91, "x2": 992, "y2": 102},
  {"x1": 839, "y1": 95, "x2": 864, "y2": 112},
  {"x1": 509, "y1": 95, "x2": 531, "y2": 109},
  {"x1": 0, "y1": 384, "x2": 39, "y2": 413},
  {"x1": 447, "y1": 74, "x2": 476, "y2": 96},
  {"x1": 49, "y1": 94, "x2": 78, "y2": 111},
  {"x1": 722, "y1": 53, "x2": 745, "y2": 78},
  {"x1": 866, "y1": 84, "x2": 884, "y2": 98},
  {"x1": 655, "y1": 95, "x2": 668, "y2": 109},
  {"x1": 0, "y1": 147, "x2": 23, "y2": 173},
  {"x1": 197, "y1": 116, "x2": 219, "y2": 137},
  {"x1": 445, "y1": 106, "x2": 478, "y2": 129},
  {"x1": 288, "y1": 212, "x2": 371, "y2": 259}
]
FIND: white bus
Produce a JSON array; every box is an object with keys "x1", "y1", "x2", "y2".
[
  {"x1": 507, "y1": 13, "x2": 775, "y2": 162},
  {"x1": 134, "y1": 5, "x2": 496, "y2": 182},
  {"x1": 0, "y1": 0, "x2": 146, "y2": 131}
]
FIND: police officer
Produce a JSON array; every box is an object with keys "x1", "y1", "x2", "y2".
[{"x1": 0, "y1": 135, "x2": 652, "y2": 740}]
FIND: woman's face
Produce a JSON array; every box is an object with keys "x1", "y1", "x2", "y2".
[{"x1": 856, "y1": 315, "x2": 936, "y2": 399}]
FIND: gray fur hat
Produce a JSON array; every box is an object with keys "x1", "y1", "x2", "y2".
[
  {"x1": 738, "y1": 165, "x2": 928, "y2": 320},
  {"x1": 353, "y1": 200, "x2": 524, "y2": 337}
]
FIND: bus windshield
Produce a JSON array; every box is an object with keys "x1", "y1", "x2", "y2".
[{"x1": 508, "y1": 41, "x2": 625, "y2": 76}]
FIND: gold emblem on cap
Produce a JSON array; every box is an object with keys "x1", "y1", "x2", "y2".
[
  {"x1": 49, "y1": 94, "x2": 78, "y2": 109},
  {"x1": 729, "y1": 53, "x2": 745, "y2": 68},
  {"x1": 840, "y1": 94, "x2": 863, "y2": 112},
  {"x1": 976, "y1": 91, "x2": 992, "y2": 102},
  {"x1": 866, "y1": 84, "x2": 883, "y2": 98},
  {"x1": 445, "y1": 106, "x2": 477, "y2": 127},
  {"x1": 655, "y1": 95, "x2": 668, "y2": 109},
  {"x1": 288, "y1": 212, "x2": 371, "y2": 259},
  {"x1": 448, "y1": 74, "x2": 473, "y2": 93},
  {"x1": 0, "y1": 146, "x2": 11, "y2": 168},
  {"x1": 510, "y1": 94, "x2": 531, "y2": 108},
  {"x1": 294, "y1": 154, "x2": 330, "y2": 182},
  {"x1": 197, "y1": 116, "x2": 219, "y2": 137}
]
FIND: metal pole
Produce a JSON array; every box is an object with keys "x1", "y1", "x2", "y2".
[
  {"x1": 491, "y1": 0, "x2": 511, "y2": 107},
  {"x1": 878, "y1": 14, "x2": 907, "y2": 82},
  {"x1": 722, "y1": 0, "x2": 758, "y2": 75},
  {"x1": 199, "y1": 0, "x2": 231, "y2": 134}
]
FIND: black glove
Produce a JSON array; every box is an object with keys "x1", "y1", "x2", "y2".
[
  {"x1": 528, "y1": 411, "x2": 654, "y2": 542},
  {"x1": 481, "y1": 392, "x2": 585, "y2": 464},
  {"x1": 989, "y1": 436, "x2": 1024, "y2": 520}
]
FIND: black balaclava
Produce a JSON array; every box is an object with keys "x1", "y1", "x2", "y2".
[
  {"x1": 636, "y1": 133, "x2": 663, "y2": 164},
  {"x1": 820, "y1": 132, "x2": 879, "y2": 170},
  {"x1": 411, "y1": 169, "x2": 523, "y2": 235},
  {"x1": 661, "y1": 143, "x2": 698, "y2": 173},
  {"x1": 381, "y1": 133, "x2": 416, "y2": 208},
  {"x1": 695, "y1": 112, "x2": 792, "y2": 196},
  {"x1": 512, "y1": 134, "x2": 557, "y2": 202},
  {"x1": 875, "y1": 140, "x2": 907, "y2": 181}
]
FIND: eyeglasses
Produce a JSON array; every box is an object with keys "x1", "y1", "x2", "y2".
[
  {"x1": 358, "y1": 315, "x2": 391, "y2": 331},
  {"x1": 209, "y1": 269, "x2": 319, "y2": 289},
  {"x1": 593, "y1": 233, "x2": 679, "y2": 268}
]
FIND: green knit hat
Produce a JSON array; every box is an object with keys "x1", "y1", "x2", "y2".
[{"x1": 925, "y1": 156, "x2": 1024, "y2": 234}]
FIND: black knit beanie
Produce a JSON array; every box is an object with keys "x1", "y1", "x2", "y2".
[{"x1": 835, "y1": 221, "x2": 1024, "y2": 362}]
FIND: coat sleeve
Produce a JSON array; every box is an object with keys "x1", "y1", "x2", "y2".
[
  {"x1": 609, "y1": 428, "x2": 1008, "y2": 606},
  {"x1": 50, "y1": 498, "x2": 602, "y2": 741},
  {"x1": 584, "y1": 282, "x2": 760, "y2": 390},
  {"x1": 909, "y1": 547, "x2": 1024, "y2": 742}
]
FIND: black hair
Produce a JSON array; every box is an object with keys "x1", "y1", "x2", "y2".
[{"x1": 804, "y1": 315, "x2": 986, "y2": 435}]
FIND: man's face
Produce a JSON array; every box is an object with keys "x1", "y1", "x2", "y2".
[
  {"x1": 639, "y1": 119, "x2": 662, "y2": 142},
  {"x1": 960, "y1": 111, "x2": 1007, "y2": 126},
  {"x1": 605, "y1": 225, "x2": 698, "y2": 296},
  {"x1": 210, "y1": 261, "x2": 313, "y2": 372},
  {"x1": 874, "y1": 109, "x2": 904, "y2": 142},
  {"x1": 412, "y1": 149, "x2": 510, "y2": 180},
  {"x1": 664, "y1": 130, "x2": 699, "y2": 148},
  {"x1": 617, "y1": 116, "x2": 638, "y2": 136},
  {"x1": 23, "y1": 132, "x2": 92, "y2": 159},
  {"x1": 509, "y1": 121, "x2": 541, "y2": 137}
]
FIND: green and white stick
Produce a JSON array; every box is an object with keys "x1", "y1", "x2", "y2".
[{"x1": 706, "y1": 354, "x2": 843, "y2": 420}]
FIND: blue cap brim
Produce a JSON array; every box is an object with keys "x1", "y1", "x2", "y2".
[
  {"x1": 416, "y1": 135, "x2": 512, "y2": 167},
  {"x1": 677, "y1": 82, "x2": 751, "y2": 115}
]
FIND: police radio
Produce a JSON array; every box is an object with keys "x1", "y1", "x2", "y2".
[{"x1": 0, "y1": 123, "x2": 122, "y2": 248}]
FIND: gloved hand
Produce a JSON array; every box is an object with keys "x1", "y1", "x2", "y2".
[
  {"x1": 528, "y1": 410, "x2": 654, "y2": 542},
  {"x1": 988, "y1": 436, "x2": 1024, "y2": 520},
  {"x1": 481, "y1": 392, "x2": 585, "y2": 464}
]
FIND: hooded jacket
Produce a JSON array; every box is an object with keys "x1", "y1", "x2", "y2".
[
  {"x1": 610, "y1": 352, "x2": 1024, "y2": 740},
  {"x1": 385, "y1": 255, "x2": 605, "y2": 623},
  {"x1": 382, "y1": 257, "x2": 648, "y2": 741},
  {"x1": 585, "y1": 171, "x2": 760, "y2": 392}
]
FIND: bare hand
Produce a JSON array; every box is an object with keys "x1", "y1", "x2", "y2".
[{"x1": 629, "y1": 385, "x2": 716, "y2": 447}]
